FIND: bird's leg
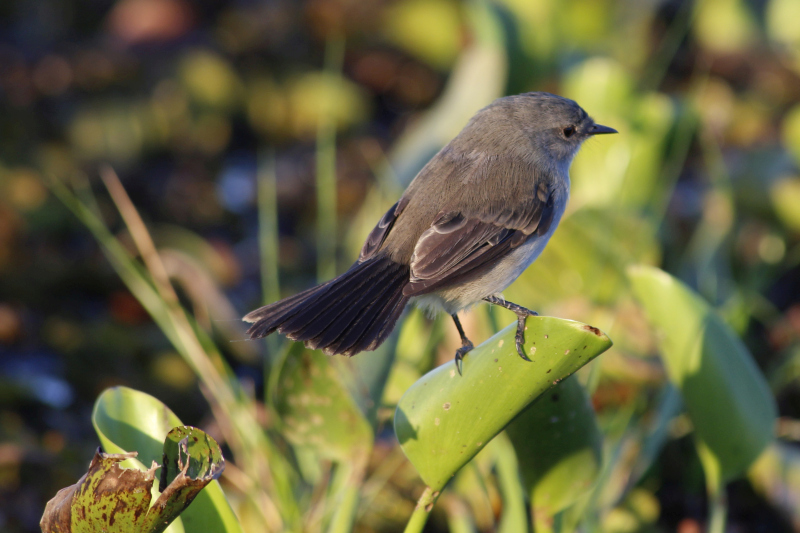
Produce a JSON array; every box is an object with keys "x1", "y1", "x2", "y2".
[
  {"x1": 451, "y1": 314, "x2": 474, "y2": 376},
  {"x1": 483, "y1": 295, "x2": 537, "y2": 362}
]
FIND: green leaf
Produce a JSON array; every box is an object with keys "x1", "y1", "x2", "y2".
[
  {"x1": 161, "y1": 426, "x2": 224, "y2": 490},
  {"x1": 92, "y1": 387, "x2": 243, "y2": 533},
  {"x1": 147, "y1": 428, "x2": 226, "y2": 533},
  {"x1": 506, "y1": 376, "x2": 603, "y2": 517},
  {"x1": 394, "y1": 316, "x2": 612, "y2": 491},
  {"x1": 628, "y1": 266, "x2": 777, "y2": 490},
  {"x1": 273, "y1": 346, "x2": 374, "y2": 462}
]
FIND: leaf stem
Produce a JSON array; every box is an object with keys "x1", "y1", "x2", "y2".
[
  {"x1": 707, "y1": 487, "x2": 727, "y2": 533},
  {"x1": 326, "y1": 484, "x2": 360, "y2": 533},
  {"x1": 404, "y1": 487, "x2": 440, "y2": 533},
  {"x1": 316, "y1": 34, "x2": 345, "y2": 282}
]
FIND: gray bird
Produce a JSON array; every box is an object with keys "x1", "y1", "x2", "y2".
[{"x1": 244, "y1": 92, "x2": 616, "y2": 372}]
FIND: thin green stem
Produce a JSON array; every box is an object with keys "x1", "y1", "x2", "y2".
[
  {"x1": 493, "y1": 434, "x2": 528, "y2": 533},
  {"x1": 327, "y1": 483, "x2": 360, "y2": 533},
  {"x1": 257, "y1": 149, "x2": 283, "y2": 371},
  {"x1": 258, "y1": 149, "x2": 281, "y2": 307},
  {"x1": 316, "y1": 35, "x2": 345, "y2": 282},
  {"x1": 404, "y1": 487, "x2": 440, "y2": 533},
  {"x1": 707, "y1": 487, "x2": 727, "y2": 533}
]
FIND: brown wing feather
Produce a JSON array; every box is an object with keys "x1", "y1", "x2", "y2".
[
  {"x1": 359, "y1": 197, "x2": 409, "y2": 261},
  {"x1": 403, "y1": 189, "x2": 555, "y2": 297}
]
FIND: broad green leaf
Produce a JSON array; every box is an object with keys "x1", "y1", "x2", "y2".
[
  {"x1": 394, "y1": 316, "x2": 612, "y2": 491},
  {"x1": 92, "y1": 387, "x2": 243, "y2": 533},
  {"x1": 93, "y1": 387, "x2": 183, "y2": 465},
  {"x1": 273, "y1": 346, "x2": 373, "y2": 462},
  {"x1": 506, "y1": 376, "x2": 602, "y2": 516},
  {"x1": 628, "y1": 266, "x2": 777, "y2": 490}
]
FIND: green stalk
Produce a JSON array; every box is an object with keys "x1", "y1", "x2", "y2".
[
  {"x1": 493, "y1": 434, "x2": 528, "y2": 533},
  {"x1": 404, "y1": 487, "x2": 440, "y2": 533},
  {"x1": 316, "y1": 35, "x2": 345, "y2": 282},
  {"x1": 326, "y1": 480, "x2": 360, "y2": 533},
  {"x1": 707, "y1": 487, "x2": 727, "y2": 533},
  {"x1": 258, "y1": 149, "x2": 281, "y2": 307},
  {"x1": 257, "y1": 149, "x2": 283, "y2": 370}
]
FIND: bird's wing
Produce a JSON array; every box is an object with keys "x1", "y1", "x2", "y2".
[
  {"x1": 359, "y1": 197, "x2": 409, "y2": 262},
  {"x1": 403, "y1": 184, "x2": 556, "y2": 297}
]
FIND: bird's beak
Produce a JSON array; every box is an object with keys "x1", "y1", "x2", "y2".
[{"x1": 588, "y1": 123, "x2": 618, "y2": 135}]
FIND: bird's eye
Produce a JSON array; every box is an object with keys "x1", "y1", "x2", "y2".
[{"x1": 562, "y1": 126, "x2": 576, "y2": 138}]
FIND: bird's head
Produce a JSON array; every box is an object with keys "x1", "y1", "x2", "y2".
[{"x1": 488, "y1": 92, "x2": 617, "y2": 167}]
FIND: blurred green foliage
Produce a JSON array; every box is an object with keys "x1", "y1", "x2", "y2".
[{"x1": 3, "y1": 0, "x2": 800, "y2": 532}]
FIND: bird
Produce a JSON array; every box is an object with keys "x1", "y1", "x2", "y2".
[{"x1": 244, "y1": 92, "x2": 617, "y2": 373}]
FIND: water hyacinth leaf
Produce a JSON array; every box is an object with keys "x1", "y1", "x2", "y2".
[
  {"x1": 93, "y1": 386, "x2": 183, "y2": 467},
  {"x1": 149, "y1": 429, "x2": 226, "y2": 533},
  {"x1": 161, "y1": 426, "x2": 224, "y2": 490},
  {"x1": 273, "y1": 346, "x2": 373, "y2": 462},
  {"x1": 92, "y1": 387, "x2": 242, "y2": 533},
  {"x1": 506, "y1": 376, "x2": 603, "y2": 516},
  {"x1": 394, "y1": 316, "x2": 612, "y2": 491},
  {"x1": 41, "y1": 450, "x2": 158, "y2": 533},
  {"x1": 628, "y1": 266, "x2": 777, "y2": 489},
  {"x1": 41, "y1": 436, "x2": 225, "y2": 533}
]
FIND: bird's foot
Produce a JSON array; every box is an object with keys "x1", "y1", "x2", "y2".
[
  {"x1": 515, "y1": 314, "x2": 533, "y2": 361},
  {"x1": 454, "y1": 339, "x2": 474, "y2": 376},
  {"x1": 484, "y1": 296, "x2": 538, "y2": 362}
]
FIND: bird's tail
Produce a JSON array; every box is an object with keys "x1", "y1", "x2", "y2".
[{"x1": 244, "y1": 255, "x2": 410, "y2": 356}]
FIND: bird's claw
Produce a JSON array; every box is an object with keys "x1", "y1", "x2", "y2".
[
  {"x1": 454, "y1": 340, "x2": 474, "y2": 376},
  {"x1": 515, "y1": 314, "x2": 534, "y2": 362}
]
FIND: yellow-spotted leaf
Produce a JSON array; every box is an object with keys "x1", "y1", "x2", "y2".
[
  {"x1": 92, "y1": 387, "x2": 242, "y2": 533},
  {"x1": 272, "y1": 346, "x2": 373, "y2": 462}
]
